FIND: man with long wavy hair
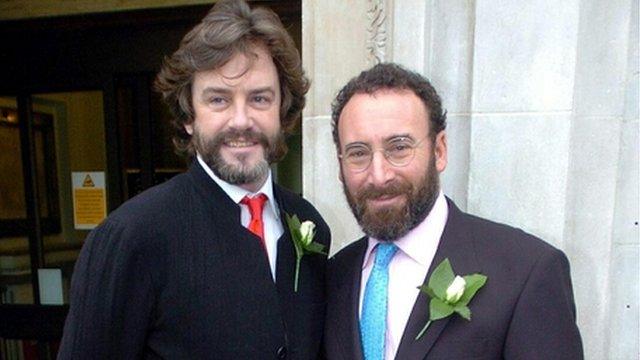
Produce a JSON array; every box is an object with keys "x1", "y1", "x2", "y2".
[{"x1": 59, "y1": 1, "x2": 330, "y2": 358}]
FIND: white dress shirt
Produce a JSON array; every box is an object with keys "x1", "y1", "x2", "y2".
[
  {"x1": 359, "y1": 191, "x2": 449, "y2": 360},
  {"x1": 197, "y1": 155, "x2": 284, "y2": 280}
]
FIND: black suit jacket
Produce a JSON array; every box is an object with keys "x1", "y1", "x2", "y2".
[
  {"x1": 58, "y1": 161, "x2": 330, "y2": 359},
  {"x1": 324, "y1": 198, "x2": 583, "y2": 360}
]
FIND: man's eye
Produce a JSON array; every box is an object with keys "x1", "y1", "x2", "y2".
[
  {"x1": 347, "y1": 149, "x2": 369, "y2": 158},
  {"x1": 209, "y1": 97, "x2": 227, "y2": 105},
  {"x1": 252, "y1": 95, "x2": 271, "y2": 104},
  {"x1": 388, "y1": 142, "x2": 412, "y2": 153}
]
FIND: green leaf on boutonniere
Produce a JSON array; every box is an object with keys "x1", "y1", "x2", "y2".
[
  {"x1": 415, "y1": 258, "x2": 487, "y2": 340},
  {"x1": 428, "y1": 258, "x2": 456, "y2": 299},
  {"x1": 459, "y1": 274, "x2": 487, "y2": 306},
  {"x1": 429, "y1": 297, "x2": 455, "y2": 321},
  {"x1": 285, "y1": 213, "x2": 327, "y2": 292}
]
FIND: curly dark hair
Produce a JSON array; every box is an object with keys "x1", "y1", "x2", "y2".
[
  {"x1": 155, "y1": 0, "x2": 309, "y2": 157},
  {"x1": 331, "y1": 63, "x2": 447, "y2": 150}
]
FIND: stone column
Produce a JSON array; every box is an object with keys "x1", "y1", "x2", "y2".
[
  {"x1": 302, "y1": 0, "x2": 390, "y2": 252},
  {"x1": 565, "y1": 0, "x2": 638, "y2": 358},
  {"x1": 606, "y1": 3, "x2": 639, "y2": 358}
]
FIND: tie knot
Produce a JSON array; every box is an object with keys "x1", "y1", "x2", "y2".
[
  {"x1": 374, "y1": 242, "x2": 398, "y2": 268},
  {"x1": 240, "y1": 193, "x2": 268, "y2": 218}
]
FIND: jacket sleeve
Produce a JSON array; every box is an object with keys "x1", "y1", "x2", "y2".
[
  {"x1": 503, "y1": 248, "x2": 584, "y2": 359},
  {"x1": 57, "y1": 219, "x2": 156, "y2": 359}
]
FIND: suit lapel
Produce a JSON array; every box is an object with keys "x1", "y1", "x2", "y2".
[
  {"x1": 275, "y1": 231, "x2": 293, "y2": 292},
  {"x1": 333, "y1": 239, "x2": 368, "y2": 360},
  {"x1": 187, "y1": 160, "x2": 242, "y2": 227},
  {"x1": 273, "y1": 185, "x2": 295, "y2": 295},
  {"x1": 394, "y1": 199, "x2": 482, "y2": 359}
]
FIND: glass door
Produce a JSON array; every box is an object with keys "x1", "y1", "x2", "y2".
[
  {"x1": 0, "y1": 91, "x2": 106, "y2": 359},
  {"x1": 0, "y1": 96, "x2": 35, "y2": 305}
]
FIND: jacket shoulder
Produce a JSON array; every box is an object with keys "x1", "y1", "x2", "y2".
[
  {"x1": 328, "y1": 237, "x2": 366, "y2": 270},
  {"x1": 451, "y1": 206, "x2": 570, "y2": 289},
  {"x1": 275, "y1": 185, "x2": 324, "y2": 219},
  {"x1": 331, "y1": 237, "x2": 367, "y2": 263},
  {"x1": 108, "y1": 172, "x2": 192, "y2": 226},
  {"x1": 461, "y1": 211, "x2": 561, "y2": 259}
]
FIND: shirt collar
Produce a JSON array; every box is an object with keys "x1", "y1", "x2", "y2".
[
  {"x1": 196, "y1": 154, "x2": 280, "y2": 219},
  {"x1": 362, "y1": 190, "x2": 448, "y2": 268}
]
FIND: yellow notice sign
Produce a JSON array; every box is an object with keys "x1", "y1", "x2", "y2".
[{"x1": 72, "y1": 172, "x2": 107, "y2": 229}]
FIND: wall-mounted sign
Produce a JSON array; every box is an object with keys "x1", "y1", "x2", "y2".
[{"x1": 72, "y1": 172, "x2": 106, "y2": 229}]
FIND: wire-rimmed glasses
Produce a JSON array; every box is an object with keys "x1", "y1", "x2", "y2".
[{"x1": 338, "y1": 135, "x2": 428, "y2": 172}]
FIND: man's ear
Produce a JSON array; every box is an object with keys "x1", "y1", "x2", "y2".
[
  {"x1": 185, "y1": 123, "x2": 194, "y2": 135},
  {"x1": 336, "y1": 143, "x2": 345, "y2": 183},
  {"x1": 434, "y1": 130, "x2": 448, "y2": 173}
]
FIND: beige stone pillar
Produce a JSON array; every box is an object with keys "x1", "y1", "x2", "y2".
[{"x1": 302, "y1": 0, "x2": 394, "y2": 252}]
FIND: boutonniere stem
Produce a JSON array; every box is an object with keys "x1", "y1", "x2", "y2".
[
  {"x1": 285, "y1": 214, "x2": 327, "y2": 292},
  {"x1": 415, "y1": 258, "x2": 487, "y2": 340}
]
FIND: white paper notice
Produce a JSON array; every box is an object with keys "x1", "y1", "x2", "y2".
[{"x1": 38, "y1": 268, "x2": 64, "y2": 305}]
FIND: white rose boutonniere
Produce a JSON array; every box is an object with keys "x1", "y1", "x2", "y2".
[
  {"x1": 299, "y1": 221, "x2": 315, "y2": 246},
  {"x1": 445, "y1": 275, "x2": 466, "y2": 303},
  {"x1": 415, "y1": 258, "x2": 487, "y2": 340},
  {"x1": 285, "y1": 214, "x2": 327, "y2": 292}
]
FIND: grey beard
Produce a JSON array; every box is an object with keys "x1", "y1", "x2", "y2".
[
  {"x1": 207, "y1": 153, "x2": 270, "y2": 186},
  {"x1": 192, "y1": 127, "x2": 279, "y2": 186}
]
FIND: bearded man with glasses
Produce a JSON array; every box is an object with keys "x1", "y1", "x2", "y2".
[{"x1": 324, "y1": 63, "x2": 583, "y2": 360}]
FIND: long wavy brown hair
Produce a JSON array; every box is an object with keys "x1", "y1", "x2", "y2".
[{"x1": 155, "y1": 0, "x2": 309, "y2": 159}]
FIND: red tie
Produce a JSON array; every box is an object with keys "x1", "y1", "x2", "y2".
[{"x1": 240, "y1": 193, "x2": 268, "y2": 249}]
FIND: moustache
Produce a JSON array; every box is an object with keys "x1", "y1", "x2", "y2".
[
  {"x1": 355, "y1": 180, "x2": 413, "y2": 202},
  {"x1": 212, "y1": 128, "x2": 270, "y2": 148}
]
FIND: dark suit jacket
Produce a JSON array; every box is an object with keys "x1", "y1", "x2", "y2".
[
  {"x1": 58, "y1": 161, "x2": 330, "y2": 359},
  {"x1": 324, "y1": 198, "x2": 583, "y2": 360}
]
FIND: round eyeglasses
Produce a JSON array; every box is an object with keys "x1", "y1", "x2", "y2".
[{"x1": 338, "y1": 136, "x2": 429, "y2": 172}]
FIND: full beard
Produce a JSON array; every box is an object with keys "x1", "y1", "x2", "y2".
[
  {"x1": 343, "y1": 156, "x2": 440, "y2": 241},
  {"x1": 193, "y1": 127, "x2": 285, "y2": 186}
]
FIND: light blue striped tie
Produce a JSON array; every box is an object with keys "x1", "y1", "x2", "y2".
[{"x1": 360, "y1": 242, "x2": 399, "y2": 360}]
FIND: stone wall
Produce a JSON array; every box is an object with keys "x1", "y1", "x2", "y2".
[{"x1": 302, "y1": 0, "x2": 639, "y2": 358}]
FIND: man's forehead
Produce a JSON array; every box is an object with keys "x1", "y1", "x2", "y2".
[
  {"x1": 201, "y1": 57, "x2": 256, "y2": 81},
  {"x1": 345, "y1": 133, "x2": 414, "y2": 146},
  {"x1": 339, "y1": 91, "x2": 428, "y2": 137},
  {"x1": 352, "y1": 87, "x2": 420, "y2": 102},
  {"x1": 192, "y1": 46, "x2": 278, "y2": 90},
  {"x1": 216, "y1": 48, "x2": 266, "y2": 76},
  {"x1": 342, "y1": 89, "x2": 428, "y2": 117}
]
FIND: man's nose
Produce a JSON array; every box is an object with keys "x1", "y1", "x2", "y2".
[
  {"x1": 367, "y1": 151, "x2": 396, "y2": 186},
  {"x1": 228, "y1": 103, "x2": 252, "y2": 130}
]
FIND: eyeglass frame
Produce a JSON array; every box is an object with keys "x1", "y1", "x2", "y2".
[{"x1": 338, "y1": 135, "x2": 430, "y2": 173}]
